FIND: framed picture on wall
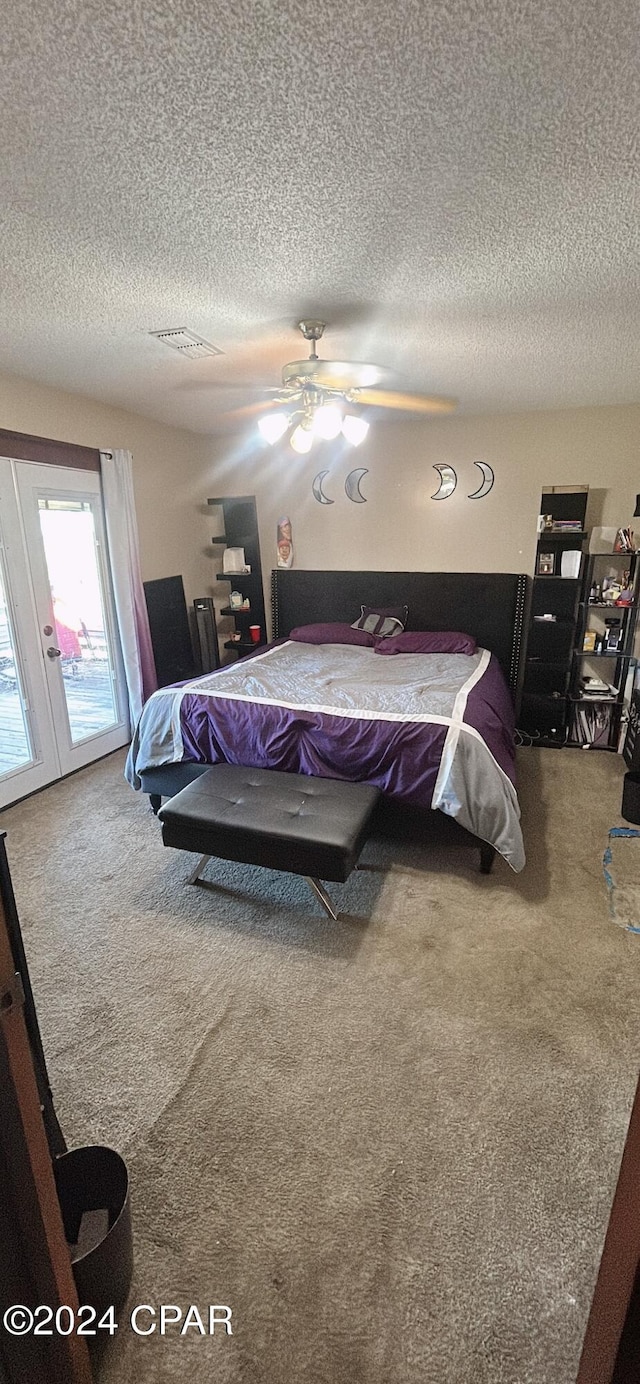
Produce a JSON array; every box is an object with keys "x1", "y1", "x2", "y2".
[{"x1": 538, "y1": 552, "x2": 555, "y2": 575}]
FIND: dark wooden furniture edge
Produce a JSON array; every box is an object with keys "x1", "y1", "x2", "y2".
[
  {"x1": 576, "y1": 1071, "x2": 640, "y2": 1384},
  {"x1": 0, "y1": 842, "x2": 93, "y2": 1383}
]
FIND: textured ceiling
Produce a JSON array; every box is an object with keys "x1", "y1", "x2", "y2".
[{"x1": 0, "y1": 0, "x2": 639, "y2": 433}]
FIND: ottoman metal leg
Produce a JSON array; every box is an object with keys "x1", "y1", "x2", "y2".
[
  {"x1": 185, "y1": 858, "x2": 339, "y2": 917},
  {"x1": 306, "y1": 877, "x2": 339, "y2": 921},
  {"x1": 186, "y1": 854, "x2": 213, "y2": 886}
]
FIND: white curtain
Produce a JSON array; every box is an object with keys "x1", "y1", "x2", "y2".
[{"x1": 100, "y1": 448, "x2": 157, "y2": 728}]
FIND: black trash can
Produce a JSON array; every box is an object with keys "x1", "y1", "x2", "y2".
[
  {"x1": 622, "y1": 771, "x2": 640, "y2": 825},
  {"x1": 53, "y1": 1145, "x2": 133, "y2": 1319}
]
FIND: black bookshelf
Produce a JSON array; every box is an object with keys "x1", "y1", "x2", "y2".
[
  {"x1": 207, "y1": 496, "x2": 267, "y2": 660},
  {"x1": 519, "y1": 488, "x2": 589, "y2": 746},
  {"x1": 568, "y1": 550, "x2": 639, "y2": 749}
]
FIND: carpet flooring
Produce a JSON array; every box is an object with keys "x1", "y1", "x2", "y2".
[{"x1": 2, "y1": 747, "x2": 640, "y2": 1384}]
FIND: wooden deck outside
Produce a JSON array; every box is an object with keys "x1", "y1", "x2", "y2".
[{"x1": 0, "y1": 659, "x2": 117, "y2": 778}]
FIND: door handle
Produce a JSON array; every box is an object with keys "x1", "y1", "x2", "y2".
[{"x1": 46, "y1": 646, "x2": 62, "y2": 659}]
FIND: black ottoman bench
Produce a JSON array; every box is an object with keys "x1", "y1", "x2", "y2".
[{"x1": 157, "y1": 764, "x2": 381, "y2": 920}]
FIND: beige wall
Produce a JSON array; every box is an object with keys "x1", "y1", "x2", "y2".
[
  {"x1": 2, "y1": 367, "x2": 638, "y2": 645},
  {"x1": 199, "y1": 406, "x2": 640, "y2": 600},
  {"x1": 0, "y1": 369, "x2": 211, "y2": 604}
]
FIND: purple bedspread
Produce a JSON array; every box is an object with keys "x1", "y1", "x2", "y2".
[
  {"x1": 180, "y1": 692, "x2": 451, "y2": 806},
  {"x1": 125, "y1": 640, "x2": 524, "y2": 869}
]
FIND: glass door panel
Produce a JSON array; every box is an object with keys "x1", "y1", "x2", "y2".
[
  {"x1": 0, "y1": 550, "x2": 33, "y2": 774},
  {"x1": 0, "y1": 459, "x2": 60, "y2": 809},
  {"x1": 38, "y1": 500, "x2": 118, "y2": 744},
  {"x1": 0, "y1": 457, "x2": 130, "y2": 809}
]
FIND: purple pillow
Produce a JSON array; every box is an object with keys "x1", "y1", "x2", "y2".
[
  {"x1": 351, "y1": 605, "x2": 409, "y2": 638},
  {"x1": 289, "y1": 622, "x2": 375, "y2": 647},
  {"x1": 374, "y1": 630, "x2": 477, "y2": 655}
]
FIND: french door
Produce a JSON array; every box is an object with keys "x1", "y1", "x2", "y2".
[{"x1": 0, "y1": 459, "x2": 129, "y2": 809}]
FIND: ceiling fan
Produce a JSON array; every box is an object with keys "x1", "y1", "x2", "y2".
[{"x1": 220, "y1": 321, "x2": 457, "y2": 452}]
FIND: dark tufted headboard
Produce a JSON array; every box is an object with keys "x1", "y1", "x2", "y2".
[{"x1": 271, "y1": 569, "x2": 530, "y2": 705}]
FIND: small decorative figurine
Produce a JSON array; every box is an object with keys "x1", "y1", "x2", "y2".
[{"x1": 277, "y1": 516, "x2": 294, "y2": 568}]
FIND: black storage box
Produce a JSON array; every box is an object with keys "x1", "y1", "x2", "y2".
[{"x1": 520, "y1": 691, "x2": 568, "y2": 742}]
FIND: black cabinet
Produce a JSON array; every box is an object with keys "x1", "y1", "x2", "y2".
[
  {"x1": 520, "y1": 488, "x2": 588, "y2": 745},
  {"x1": 208, "y1": 495, "x2": 267, "y2": 660},
  {"x1": 520, "y1": 561, "x2": 585, "y2": 743}
]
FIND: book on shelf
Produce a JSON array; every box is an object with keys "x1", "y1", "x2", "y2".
[{"x1": 571, "y1": 700, "x2": 614, "y2": 747}]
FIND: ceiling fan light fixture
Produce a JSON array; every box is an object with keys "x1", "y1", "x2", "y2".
[
  {"x1": 290, "y1": 423, "x2": 314, "y2": 454},
  {"x1": 234, "y1": 324, "x2": 456, "y2": 444},
  {"x1": 258, "y1": 411, "x2": 290, "y2": 445},
  {"x1": 312, "y1": 403, "x2": 343, "y2": 440},
  {"x1": 341, "y1": 414, "x2": 369, "y2": 447}
]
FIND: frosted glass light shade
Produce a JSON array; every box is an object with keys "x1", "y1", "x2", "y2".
[
  {"x1": 341, "y1": 414, "x2": 369, "y2": 446},
  {"x1": 258, "y1": 412, "x2": 289, "y2": 444},
  {"x1": 312, "y1": 403, "x2": 343, "y2": 440},
  {"x1": 290, "y1": 424, "x2": 314, "y2": 454}
]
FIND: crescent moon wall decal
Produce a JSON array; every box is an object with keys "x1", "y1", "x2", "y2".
[
  {"x1": 468, "y1": 461, "x2": 495, "y2": 499},
  {"x1": 431, "y1": 465, "x2": 457, "y2": 500},
  {"x1": 345, "y1": 467, "x2": 369, "y2": 503},
  {"x1": 312, "y1": 470, "x2": 334, "y2": 504}
]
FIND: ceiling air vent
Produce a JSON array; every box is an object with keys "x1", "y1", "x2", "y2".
[{"x1": 149, "y1": 328, "x2": 224, "y2": 360}]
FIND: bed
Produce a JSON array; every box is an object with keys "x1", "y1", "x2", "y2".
[{"x1": 126, "y1": 570, "x2": 529, "y2": 873}]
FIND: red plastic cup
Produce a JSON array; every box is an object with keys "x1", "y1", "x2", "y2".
[{"x1": 249, "y1": 625, "x2": 261, "y2": 643}]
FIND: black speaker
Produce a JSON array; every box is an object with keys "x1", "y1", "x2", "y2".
[
  {"x1": 193, "y1": 597, "x2": 220, "y2": 672},
  {"x1": 143, "y1": 576, "x2": 197, "y2": 687}
]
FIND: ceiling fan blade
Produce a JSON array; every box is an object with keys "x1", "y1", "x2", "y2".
[
  {"x1": 282, "y1": 358, "x2": 395, "y2": 390},
  {"x1": 176, "y1": 381, "x2": 286, "y2": 395},
  {"x1": 354, "y1": 389, "x2": 457, "y2": 415},
  {"x1": 217, "y1": 395, "x2": 302, "y2": 423},
  {"x1": 214, "y1": 401, "x2": 282, "y2": 420}
]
